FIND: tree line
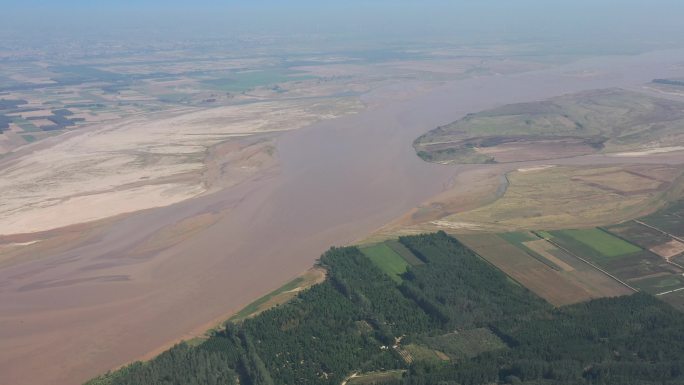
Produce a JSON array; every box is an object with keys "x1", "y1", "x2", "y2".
[{"x1": 86, "y1": 232, "x2": 684, "y2": 385}]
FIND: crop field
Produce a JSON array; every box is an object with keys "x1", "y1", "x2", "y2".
[
  {"x1": 385, "y1": 239, "x2": 424, "y2": 266},
  {"x1": 459, "y1": 233, "x2": 633, "y2": 304},
  {"x1": 360, "y1": 243, "x2": 410, "y2": 283},
  {"x1": 650, "y1": 240, "x2": 684, "y2": 259},
  {"x1": 544, "y1": 226, "x2": 684, "y2": 300},
  {"x1": 499, "y1": 232, "x2": 572, "y2": 271},
  {"x1": 601, "y1": 252, "x2": 679, "y2": 284},
  {"x1": 522, "y1": 239, "x2": 577, "y2": 272},
  {"x1": 455, "y1": 234, "x2": 629, "y2": 305},
  {"x1": 641, "y1": 200, "x2": 684, "y2": 238},
  {"x1": 549, "y1": 228, "x2": 642, "y2": 265},
  {"x1": 606, "y1": 221, "x2": 672, "y2": 249},
  {"x1": 419, "y1": 328, "x2": 506, "y2": 360}
]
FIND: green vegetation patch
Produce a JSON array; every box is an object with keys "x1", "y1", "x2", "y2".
[
  {"x1": 499, "y1": 231, "x2": 538, "y2": 244},
  {"x1": 552, "y1": 228, "x2": 641, "y2": 262},
  {"x1": 21, "y1": 134, "x2": 36, "y2": 143},
  {"x1": 360, "y1": 243, "x2": 410, "y2": 283}
]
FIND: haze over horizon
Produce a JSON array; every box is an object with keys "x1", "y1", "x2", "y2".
[{"x1": 4, "y1": 0, "x2": 684, "y2": 53}]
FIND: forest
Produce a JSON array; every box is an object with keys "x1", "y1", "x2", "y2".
[{"x1": 86, "y1": 232, "x2": 684, "y2": 385}]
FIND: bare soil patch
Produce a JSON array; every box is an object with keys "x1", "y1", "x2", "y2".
[{"x1": 651, "y1": 240, "x2": 684, "y2": 259}]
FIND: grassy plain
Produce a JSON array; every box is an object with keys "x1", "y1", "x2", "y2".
[{"x1": 439, "y1": 165, "x2": 684, "y2": 231}]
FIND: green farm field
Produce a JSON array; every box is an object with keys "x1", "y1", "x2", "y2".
[
  {"x1": 550, "y1": 228, "x2": 641, "y2": 264},
  {"x1": 360, "y1": 243, "x2": 410, "y2": 283}
]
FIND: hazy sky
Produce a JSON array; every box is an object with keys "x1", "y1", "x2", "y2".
[{"x1": 3, "y1": 1, "x2": 684, "y2": 53}]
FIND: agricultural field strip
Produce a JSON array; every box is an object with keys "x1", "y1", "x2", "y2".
[
  {"x1": 456, "y1": 233, "x2": 601, "y2": 306},
  {"x1": 558, "y1": 228, "x2": 642, "y2": 258},
  {"x1": 544, "y1": 237, "x2": 638, "y2": 292},
  {"x1": 632, "y1": 220, "x2": 684, "y2": 270},
  {"x1": 603, "y1": 222, "x2": 684, "y2": 271},
  {"x1": 521, "y1": 239, "x2": 575, "y2": 272},
  {"x1": 635, "y1": 220, "x2": 684, "y2": 244}
]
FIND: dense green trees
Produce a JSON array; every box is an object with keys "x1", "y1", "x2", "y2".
[
  {"x1": 86, "y1": 233, "x2": 684, "y2": 385},
  {"x1": 86, "y1": 342, "x2": 238, "y2": 385},
  {"x1": 398, "y1": 232, "x2": 549, "y2": 329}
]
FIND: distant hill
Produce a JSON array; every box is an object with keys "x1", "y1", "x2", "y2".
[{"x1": 414, "y1": 88, "x2": 684, "y2": 164}]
